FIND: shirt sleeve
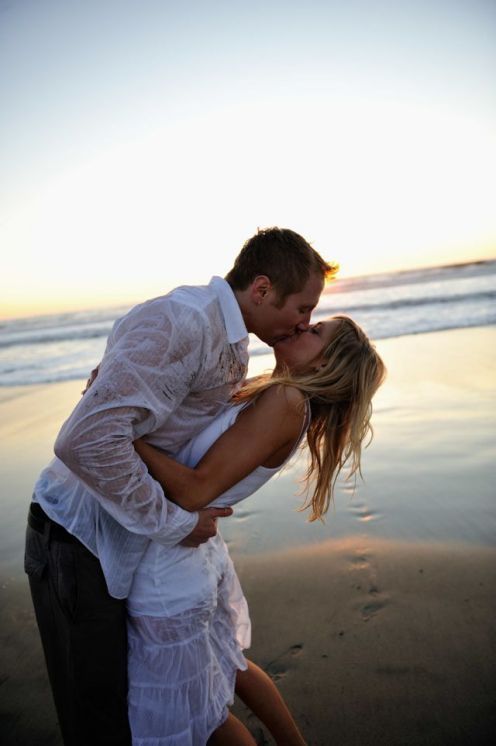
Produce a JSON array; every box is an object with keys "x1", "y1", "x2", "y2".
[{"x1": 54, "y1": 298, "x2": 206, "y2": 544}]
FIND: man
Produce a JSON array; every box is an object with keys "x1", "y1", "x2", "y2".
[{"x1": 25, "y1": 227, "x2": 335, "y2": 745}]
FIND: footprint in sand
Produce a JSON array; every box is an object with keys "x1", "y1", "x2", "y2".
[
  {"x1": 349, "y1": 504, "x2": 379, "y2": 523},
  {"x1": 348, "y1": 552, "x2": 389, "y2": 620},
  {"x1": 350, "y1": 554, "x2": 369, "y2": 570},
  {"x1": 265, "y1": 644, "x2": 304, "y2": 682},
  {"x1": 357, "y1": 509, "x2": 378, "y2": 523},
  {"x1": 361, "y1": 598, "x2": 387, "y2": 620},
  {"x1": 361, "y1": 585, "x2": 389, "y2": 620},
  {"x1": 233, "y1": 508, "x2": 257, "y2": 523},
  {"x1": 347, "y1": 496, "x2": 382, "y2": 525}
]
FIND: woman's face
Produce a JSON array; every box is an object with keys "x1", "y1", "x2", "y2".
[{"x1": 273, "y1": 319, "x2": 340, "y2": 373}]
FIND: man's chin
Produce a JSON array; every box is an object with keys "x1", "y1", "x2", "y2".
[{"x1": 270, "y1": 333, "x2": 294, "y2": 348}]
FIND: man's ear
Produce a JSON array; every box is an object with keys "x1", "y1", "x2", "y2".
[{"x1": 250, "y1": 275, "x2": 272, "y2": 306}]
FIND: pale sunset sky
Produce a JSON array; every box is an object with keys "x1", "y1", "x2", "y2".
[{"x1": 1, "y1": 0, "x2": 495, "y2": 319}]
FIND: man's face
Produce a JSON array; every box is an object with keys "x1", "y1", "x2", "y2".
[{"x1": 252, "y1": 272, "x2": 325, "y2": 346}]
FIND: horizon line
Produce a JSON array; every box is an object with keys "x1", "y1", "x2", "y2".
[{"x1": 2, "y1": 255, "x2": 495, "y2": 323}]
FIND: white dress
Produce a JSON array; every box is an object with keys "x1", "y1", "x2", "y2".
[{"x1": 126, "y1": 401, "x2": 309, "y2": 745}]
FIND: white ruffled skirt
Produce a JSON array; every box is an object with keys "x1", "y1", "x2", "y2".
[{"x1": 127, "y1": 533, "x2": 251, "y2": 745}]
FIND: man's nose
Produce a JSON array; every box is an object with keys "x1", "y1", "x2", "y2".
[{"x1": 296, "y1": 318, "x2": 311, "y2": 332}]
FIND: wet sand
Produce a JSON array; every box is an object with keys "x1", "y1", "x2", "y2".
[
  {"x1": 1, "y1": 538, "x2": 494, "y2": 745},
  {"x1": 233, "y1": 538, "x2": 496, "y2": 745},
  {"x1": 0, "y1": 326, "x2": 495, "y2": 744}
]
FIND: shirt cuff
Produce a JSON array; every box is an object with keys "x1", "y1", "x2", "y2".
[{"x1": 150, "y1": 503, "x2": 199, "y2": 547}]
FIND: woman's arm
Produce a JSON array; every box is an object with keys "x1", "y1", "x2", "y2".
[{"x1": 134, "y1": 385, "x2": 306, "y2": 512}]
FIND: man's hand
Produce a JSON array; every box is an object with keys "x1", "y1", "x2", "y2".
[
  {"x1": 180, "y1": 507, "x2": 233, "y2": 547},
  {"x1": 81, "y1": 365, "x2": 100, "y2": 395}
]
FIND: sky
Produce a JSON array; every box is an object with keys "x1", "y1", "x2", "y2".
[{"x1": 1, "y1": 0, "x2": 495, "y2": 318}]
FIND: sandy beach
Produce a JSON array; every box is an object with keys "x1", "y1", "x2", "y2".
[
  {"x1": 233, "y1": 538, "x2": 495, "y2": 745},
  {"x1": 0, "y1": 326, "x2": 495, "y2": 745}
]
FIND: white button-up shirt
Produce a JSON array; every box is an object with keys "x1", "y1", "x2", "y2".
[{"x1": 33, "y1": 277, "x2": 249, "y2": 597}]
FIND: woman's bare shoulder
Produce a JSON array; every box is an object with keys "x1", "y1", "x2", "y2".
[{"x1": 255, "y1": 384, "x2": 306, "y2": 417}]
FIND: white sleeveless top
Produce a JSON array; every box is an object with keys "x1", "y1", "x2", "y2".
[{"x1": 176, "y1": 398, "x2": 310, "y2": 507}]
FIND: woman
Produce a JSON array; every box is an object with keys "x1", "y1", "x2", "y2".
[{"x1": 128, "y1": 316, "x2": 386, "y2": 745}]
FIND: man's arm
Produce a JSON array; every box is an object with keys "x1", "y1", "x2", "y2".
[{"x1": 55, "y1": 300, "x2": 224, "y2": 546}]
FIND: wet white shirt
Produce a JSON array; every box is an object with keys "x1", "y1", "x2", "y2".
[{"x1": 33, "y1": 276, "x2": 249, "y2": 597}]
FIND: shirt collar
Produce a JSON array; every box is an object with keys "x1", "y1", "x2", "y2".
[{"x1": 209, "y1": 276, "x2": 248, "y2": 344}]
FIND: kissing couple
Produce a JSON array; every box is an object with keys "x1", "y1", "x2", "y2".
[{"x1": 26, "y1": 227, "x2": 385, "y2": 745}]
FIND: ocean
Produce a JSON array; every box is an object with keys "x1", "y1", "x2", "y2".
[{"x1": 1, "y1": 259, "x2": 495, "y2": 387}]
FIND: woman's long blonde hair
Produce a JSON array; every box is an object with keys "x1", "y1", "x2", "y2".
[{"x1": 235, "y1": 316, "x2": 386, "y2": 521}]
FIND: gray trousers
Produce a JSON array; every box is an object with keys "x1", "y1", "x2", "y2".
[{"x1": 24, "y1": 503, "x2": 132, "y2": 746}]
